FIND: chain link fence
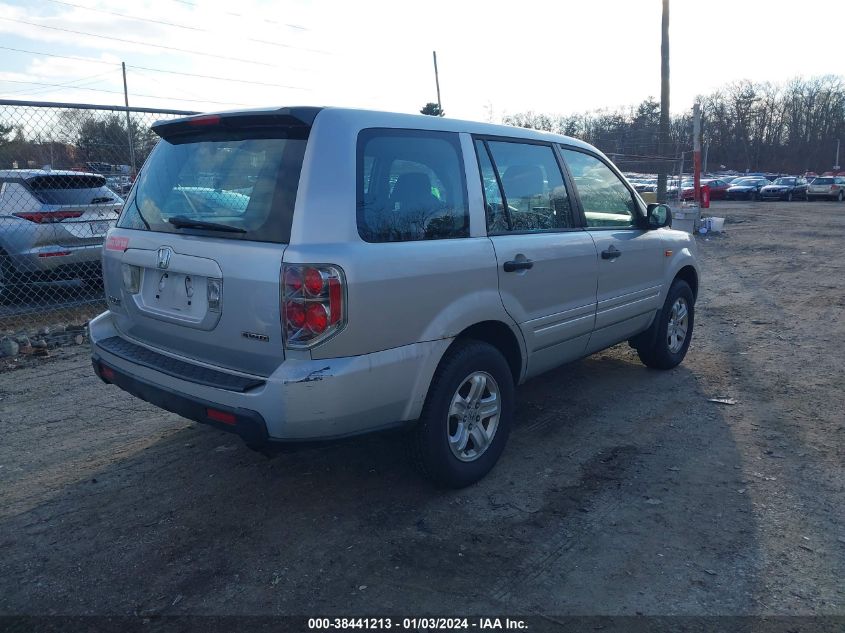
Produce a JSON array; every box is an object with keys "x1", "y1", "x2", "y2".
[{"x1": 0, "y1": 99, "x2": 195, "y2": 355}]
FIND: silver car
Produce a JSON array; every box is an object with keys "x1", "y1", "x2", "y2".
[
  {"x1": 90, "y1": 107, "x2": 699, "y2": 487},
  {"x1": 0, "y1": 169, "x2": 123, "y2": 300}
]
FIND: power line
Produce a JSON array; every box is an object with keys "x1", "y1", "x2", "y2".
[
  {"x1": 0, "y1": 69, "x2": 117, "y2": 98},
  {"x1": 0, "y1": 79, "x2": 260, "y2": 107},
  {"x1": 0, "y1": 46, "x2": 311, "y2": 91},
  {"x1": 127, "y1": 65, "x2": 309, "y2": 90},
  {"x1": 0, "y1": 16, "x2": 297, "y2": 69},
  {"x1": 40, "y1": 0, "x2": 329, "y2": 54},
  {"x1": 168, "y1": 0, "x2": 308, "y2": 31}
]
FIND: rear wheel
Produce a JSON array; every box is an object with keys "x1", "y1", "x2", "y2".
[
  {"x1": 635, "y1": 280, "x2": 695, "y2": 370},
  {"x1": 838, "y1": 191, "x2": 844, "y2": 202},
  {"x1": 787, "y1": 192, "x2": 793, "y2": 202},
  {"x1": 411, "y1": 340, "x2": 514, "y2": 488}
]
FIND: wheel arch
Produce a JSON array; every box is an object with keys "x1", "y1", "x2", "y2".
[
  {"x1": 674, "y1": 265, "x2": 699, "y2": 301},
  {"x1": 452, "y1": 320, "x2": 525, "y2": 386}
]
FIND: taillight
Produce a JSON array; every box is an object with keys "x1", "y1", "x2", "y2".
[
  {"x1": 14, "y1": 210, "x2": 84, "y2": 223},
  {"x1": 282, "y1": 264, "x2": 346, "y2": 349}
]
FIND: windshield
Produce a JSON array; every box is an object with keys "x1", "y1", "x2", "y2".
[
  {"x1": 118, "y1": 134, "x2": 306, "y2": 243},
  {"x1": 774, "y1": 178, "x2": 795, "y2": 185}
]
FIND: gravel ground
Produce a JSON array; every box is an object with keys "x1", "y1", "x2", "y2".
[{"x1": 0, "y1": 200, "x2": 843, "y2": 617}]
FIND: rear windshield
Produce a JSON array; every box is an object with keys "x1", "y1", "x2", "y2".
[
  {"x1": 774, "y1": 178, "x2": 795, "y2": 185},
  {"x1": 118, "y1": 133, "x2": 306, "y2": 243},
  {"x1": 27, "y1": 174, "x2": 118, "y2": 205},
  {"x1": 812, "y1": 177, "x2": 833, "y2": 184}
]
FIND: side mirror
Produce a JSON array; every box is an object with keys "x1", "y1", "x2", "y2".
[{"x1": 646, "y1": 203, "x2": 672, "y2": 229}]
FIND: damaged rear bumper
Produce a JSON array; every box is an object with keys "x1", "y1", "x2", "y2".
[{"x1": 89, "y1": 311, "x2": 451, "y2": 443}]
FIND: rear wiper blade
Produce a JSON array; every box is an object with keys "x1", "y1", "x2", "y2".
[{"x1": 167, "y1": 215, "x2": 246, "y2": 233}]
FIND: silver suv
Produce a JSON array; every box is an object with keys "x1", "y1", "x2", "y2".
[
  {"x1": 0, "y1": 169, "x2": 122, "y2": 300},
  {"x1": 90, "y1": 107, "x2": 699, "y2": 487}
]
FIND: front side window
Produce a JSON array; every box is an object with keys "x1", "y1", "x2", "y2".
[
  {"x1": 484, "y1": 140, "x2": 574, "y2": 232},
  {"x1": 358, "y1": 129, "x2": 468, "y2": 242},
  {"x1": 561, "y1": 148, "x2": 639, "y2": 228},
  {"x1": 474, "y1": 140, "x2": 508, "y2": 233}
]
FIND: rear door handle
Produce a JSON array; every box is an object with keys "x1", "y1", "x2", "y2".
[
  {"x1": 601, "y1": 246, "x2": 622, "y2": 260},
  {"x1": 503, "y1": 259, "x2": 534, "y2": 272}
]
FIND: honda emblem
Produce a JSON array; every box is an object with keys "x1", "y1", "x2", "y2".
[{"x1": 157, "y1": 246, "x2": 173, "y2": 269}]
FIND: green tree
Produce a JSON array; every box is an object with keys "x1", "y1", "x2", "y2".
[
  {"x1": 0, "y1": 123, "x2": 13, "y2": 148},
  {"x1": 420, "y1": 102, "x2": 445, "y2": 117}
]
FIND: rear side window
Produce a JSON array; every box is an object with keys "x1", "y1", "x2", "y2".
[
  {"x1": 357, "y1": 129, "x2": 468, "y2": 242},
  {"x1": 118, "y1": 133, "x2": 306, "y2": 243},
  {"x1": 26, "y1": 174, "x2": 118, "y2": 205}
]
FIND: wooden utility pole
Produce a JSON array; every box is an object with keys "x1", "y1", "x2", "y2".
[
  {"x1": 657, "y1": 0, "x2": 670, "y2": 202},
  {"x1": 433, "y1": 51, "x2": 442, "y2": 116},
  {"x1": 122, "y1": 62, "x2": 137, "y2": 176}
]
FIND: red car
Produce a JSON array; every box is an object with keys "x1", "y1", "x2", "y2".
[{"x1": 672, "y1": 178, "x2": 731, "y2": 201}]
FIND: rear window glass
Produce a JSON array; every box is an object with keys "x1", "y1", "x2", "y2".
[
  {"x1": 813, "y1": 177, "x2": 833, "y2": 184},
  {"x1": 118, "y1": 133, "x2": 306, "y2": 243},
  {"x1": 27, "y1": 174, "x2": 118, "y2": 205},
  {"x1": 357, "y1": 129, "x2": 469, "y2": 242}
]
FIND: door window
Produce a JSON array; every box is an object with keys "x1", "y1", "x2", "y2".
[
  {"x1": 474, "y1": 140, "x2": 509, "y2": 233},
  {"x1": 483, "y1": 141, "x2": 574, "y2": 232},
  {"x1": 358, "y1": 129, "x2": 468, "y2": 242},
  {"x1": 561, "y1": 148, "x2": 639, "y2": 228}
]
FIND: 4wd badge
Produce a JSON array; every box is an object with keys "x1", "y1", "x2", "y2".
[{"x1": 157, "y1": 247, "x2": 173, "y2": 269}]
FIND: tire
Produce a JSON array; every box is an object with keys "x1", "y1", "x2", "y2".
[
  {"x1": 411, "y1": 340, "x2": 514, "y2": 488},
  {"x1": 787, "y1": 192, "x2": 793, "y2": 202},
  {"x1": 749, "y1": 191, "x2": 757, "y2": 201},
  {"x1": 838, "y1": 191, "x2": 844, "y2": 202},
  {"x1": 635, "y1": 279, "x2": 695, "y2": 370}
]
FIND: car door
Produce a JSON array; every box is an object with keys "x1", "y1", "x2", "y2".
[
  {"x1": 559, "y1": 147, "x2": 666, "y2": 353},
  {"x1": 474, "y1": 138, "x2": 598, "y2": 379}
]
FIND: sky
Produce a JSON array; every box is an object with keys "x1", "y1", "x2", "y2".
[{"x1": 1, "y1": 0, "x2": 844, "y2": 121}]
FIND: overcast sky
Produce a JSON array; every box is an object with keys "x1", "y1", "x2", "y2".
[{"x1": 1, "y1": 0, "x2": 844, "y2": 120}]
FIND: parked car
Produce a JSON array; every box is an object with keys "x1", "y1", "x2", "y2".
[
  {"x1": 89, "y1": 107, "x2": 699, "y2": 487},
  {"x1": 759, "y1": 177, "x2": 809, "y2": 201},
  {"x1": 106, "y1": 175, "x2": 133, "y2": 197},
  {"x1": 725, "y1": 177, "x2": 770, "y2": 200},
  {"x1": 0, "y1": 169, "x2": 123, "y2": 301},
  {"x1": 807, "y1": 176, "x2": 845, "y2": 201},
  {"x1": 669, "y1": 178, "x2": 732, "y2": 201}
]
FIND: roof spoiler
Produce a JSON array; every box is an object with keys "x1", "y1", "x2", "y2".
[{"x1": 152, "y1": 107, "x2": 323, "y2": 140}]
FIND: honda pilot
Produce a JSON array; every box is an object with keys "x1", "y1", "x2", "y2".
[{"x1": 90, "y1": 107, "x2": 700, "y2": 488}]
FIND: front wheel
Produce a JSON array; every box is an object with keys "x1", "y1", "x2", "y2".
[
  {"x1": 787, "y1": 192, "x2": 793, "y2": 202},
  {"x1": 838, "y1": 191, "x2": 844, "y2": 202},
  {"x1": 635, "y1": 280, "x2": 695, "y2": 370},
  {"x1": 411, "y1": 340, "x2": 514, "y2": 488}
]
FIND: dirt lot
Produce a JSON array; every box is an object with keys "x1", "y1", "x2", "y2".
[{"x1": 0, "y1": 200, "x2": 843, "y2": 617}]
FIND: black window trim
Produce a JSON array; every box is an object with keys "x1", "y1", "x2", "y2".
[
  {"x1": 558, "y1": 144, "x2": 647, "y2": 232},
  {"x1": 356, "y1": 126, "x2": 470, "y2": 244},
  {"x1": 471, "y1": 133, "x2": 585, "y2": 236}
]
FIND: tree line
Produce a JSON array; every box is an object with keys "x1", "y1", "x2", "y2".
[
  {"x1": 502, "y1": 76, "x2": 845, "y2": 174},
  {"x1": 0, "y1": 110, "x2": 159, "y2": 172}
]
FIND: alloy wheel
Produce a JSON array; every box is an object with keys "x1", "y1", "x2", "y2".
[
  {"x1": 447, "y1": 371, "x2": 501, "y2": 462},
  {"x1": 667, "y1": 297, "x2": 690, "y2": 354}
]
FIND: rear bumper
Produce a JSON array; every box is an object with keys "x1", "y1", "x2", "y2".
[
  {"x1": 92, "y1": 355, "x2": 270, "y2": 446},
  {"x1": 89, "y1": 311, "x2": 451, "y2": 443},
  {"x1": 8, "y1": 243, "x2": 104, "y2": 275},
  {"x1": 807, "y1": 192, "x2": 838, "y2": 200}
]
